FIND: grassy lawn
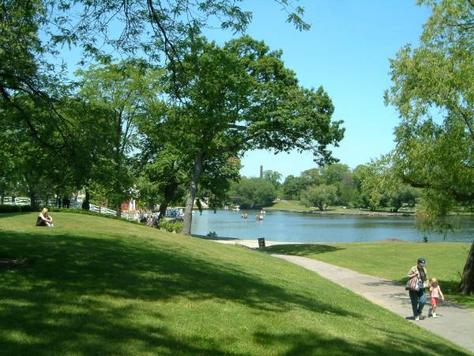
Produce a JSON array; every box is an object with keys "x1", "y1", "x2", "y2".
[
  {"x1": 0, "y1": 213, "x2": 470, "y2": 355},
  {"x1": 267, "y1": 200, "x2": 414, "y2": 215},
  {"x1": 265, "y1": 241, "x2": 474, "y2": 309},
  {"x1": 267, "y1": 200, "x2": 312, "y2": 212}
]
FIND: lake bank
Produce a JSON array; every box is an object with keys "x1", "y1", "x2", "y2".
[{"x1": 265, "y1": 200, "x2": 415, "y2": 216}]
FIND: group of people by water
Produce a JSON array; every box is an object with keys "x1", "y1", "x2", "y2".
[{"x1": 406, "y1": 257, "x2": 445, "y2": 320}]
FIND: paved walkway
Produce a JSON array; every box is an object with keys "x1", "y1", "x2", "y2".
[{"x1": 272, "y1": 254, "x2": 474, "y2": 354}]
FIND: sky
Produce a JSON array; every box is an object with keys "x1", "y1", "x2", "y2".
[
  {"x1": 204, "y1": 0, "x2": 431, "y2": 179},
  {"x1": 52, "y1": 0, "x2": 431, "y2": 180}
]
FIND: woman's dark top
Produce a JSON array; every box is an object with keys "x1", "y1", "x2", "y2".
[{"x1": 36, "y1": 215, "x2": 47, "y2": 226}]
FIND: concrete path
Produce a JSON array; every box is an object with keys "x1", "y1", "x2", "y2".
[{"x1": 272, "y1": 254, "x2": 474, "y2": 354}]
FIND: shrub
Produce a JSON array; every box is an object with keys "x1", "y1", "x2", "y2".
[
  {"x1": 159, "y1": 220, "x2": 183, "y2": 233},
  {"x1": 0, "y1": 205, "x2": 37, "y2": 213}
]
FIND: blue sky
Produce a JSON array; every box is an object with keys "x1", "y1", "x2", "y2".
[
  {"x1": 206, "y1": 0, "x2": 431, "y2": 179},
  {"x1": 53, "y1": 1, "x2": 431, "y2": 180}
]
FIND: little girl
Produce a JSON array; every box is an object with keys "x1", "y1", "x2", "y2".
[{"x1": 429, "y1": 278, "x2": 445, "y2": 318}]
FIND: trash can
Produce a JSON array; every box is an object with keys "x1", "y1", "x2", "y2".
[{"x1": 258, "y1": 237, "x2": 265, "y2": 248}]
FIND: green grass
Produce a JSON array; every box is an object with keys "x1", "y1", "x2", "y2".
[
  {"x1": 267, "y1": 200, "x2": 414, "y2": 215},
  {"x1": 265, "y1": 241, "x2": 474, "y2": 309},
  {"x1": 267, "y1": 200, "x2": 312, "y2": 212},
  {"x1": 0, "y1": 213, "x2": 470, "y2": 355}
]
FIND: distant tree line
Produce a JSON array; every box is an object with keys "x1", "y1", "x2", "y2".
[{"x1": 227, "y1": 159, "x2": 420, "y2": 212}]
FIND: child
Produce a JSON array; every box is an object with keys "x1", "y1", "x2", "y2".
[{"x1": 429, "y1": 278, "x2": 445, "y2": 318}]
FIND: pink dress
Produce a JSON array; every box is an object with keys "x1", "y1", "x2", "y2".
[{"x1": 430, "y1": 285, "x2": 442, "y2": 306}]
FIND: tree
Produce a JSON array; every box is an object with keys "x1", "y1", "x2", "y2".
[
  {"x1": 386, "y1": 0, "x2": 474, "y2": 294},
  {"x1": 229, "y1": 177, "x2": 277, "y2": 209},
  {"x1": 161, "y1": 36, "x2": 343, "y2": 235},
  {"x1": 282, "y1": 175, "x2": 304, "y2": 200},
  {"x1": 44, "y1": 0, "x2": 309, "y2": 64},
  {"x1": 263, "y1": 170, "x2": 283, "y2": 190},
  {"x1": 77, "y1": 61, "x2": 162, "y2": 216},
  {"x1": 301, "y1": 184, "x2": 337, "y2": 211},
  {"x1": 135, "y1": 144, "x2": 188, "y2": 218},
  {"x1": 320, "y1": 163, "x2": 355, "y2": 206}
]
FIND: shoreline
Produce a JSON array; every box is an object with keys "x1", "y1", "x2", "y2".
[
  {"x1": 211, "y1": 239, "x2": 305, "y2": 249},
  {"x1": 265, "y1": 208, "x2": 414, "y2": 217}
]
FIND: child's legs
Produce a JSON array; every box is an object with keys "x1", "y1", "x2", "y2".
[{"x1": 431, "y1": 297, "x2": 438, "y2": 313}]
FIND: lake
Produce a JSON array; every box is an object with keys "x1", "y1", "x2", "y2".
[{"x1": 191, "y1": 210, "x2": 474, "y2": 243}]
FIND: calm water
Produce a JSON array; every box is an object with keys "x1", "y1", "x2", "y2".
[{"x1": 191, "y1": 210, "x2": 474, "y2": 242}]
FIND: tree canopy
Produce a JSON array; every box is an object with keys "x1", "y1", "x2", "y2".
[{"x1": 386, "y1": 0, "x2": 474, "y2": 294}]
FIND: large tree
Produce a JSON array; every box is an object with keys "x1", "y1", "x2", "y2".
[
  {"x1": 161, "y1": 36, "x2": 344, "y2": 235},
  {"x1": 386, "y1": 0, "x2": 474, "y2": 294},
  {"x1": 77, "y1": 61, "x2": 162, "y2": 216}
]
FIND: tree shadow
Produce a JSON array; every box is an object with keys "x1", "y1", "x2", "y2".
[
  {"x1": 262, "y1": 243, "x2": 344, "y2": 256},
  {"x1": 252, "y1": 327, "x2": 469, "y2": 355},
  {"x1": 0, "y1": 230, "x2": 356, "y2": 354}
]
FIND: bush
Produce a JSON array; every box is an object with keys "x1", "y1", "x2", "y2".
[
  {"x1": 0, "y1": 205, "x2": 37, "y2": 213},
  {"x1": 159, "y1": 220, "x2": 183, "y2": 233}
]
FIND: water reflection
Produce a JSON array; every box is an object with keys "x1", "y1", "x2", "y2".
[{"x1": 191, "y1": 210, "x2": 474, "y2": 243}]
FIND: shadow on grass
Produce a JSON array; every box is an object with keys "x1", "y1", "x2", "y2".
[
  {"x1": 0, "y1": 230, "x2": 355, "y2": 355},
  {"x1": 262, "y1": 243, "x2": 344, "y2": 256},
  {"x1": 253, "y1": 328, "x2": 469, "y2": 356}
]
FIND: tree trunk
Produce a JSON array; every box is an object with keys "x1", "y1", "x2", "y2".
[
  {"x1": 158, "y1": 201, "x2": 169, "y2": 222},
  {"x1": 116, "y1": 201, "x2": 122, "y2": 218},
  {"x1": 29, "y1": 191, "x2": 38, "y2": 210},
  {"x1": 183, "y1": 153, "x2": 203, "y2": 235},
  {"x1": 82, "y1": 190, "x2": 90, "y2": 210},
  {"x1": 460, "y1": 240, "x2": 474, "y2": 294}
]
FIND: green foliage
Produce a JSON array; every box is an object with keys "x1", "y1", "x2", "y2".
[
  {"x1": 281, "y1": 168, "x2": 321, "y2": 200},
  {"x1": 155, "y1": 35, "x2": 343, "y2": 234},
  {"x1": 262, "y1": 170, "x2": 282, "y2": 190},
  {"x1": 159, "y1": 220, "x2": 183, "y2": 233},
  {"x1": 319, "y1": 163, "x2": 356, "y2": 205},
  {"x1": 353, "y1": 157, "x2": 419, "y2": 212},
  {"x1": 386, "y1": 0, "x2": 474, "y2": 294},
  {"x1": 301, "y1": 184, "x2": 337, "y2": 211},
  {"x1": 76, "y1": 61, "x2": 163, "y2": 212},
  {"x1": 282, "y1": 175, "x2": 305, "y2": 200},
  {"x1": 386, "y1": 0, "x2": 474, "y2": 209},
  {"x1": 229, "y1": 177, "x2": 276, "y2": 209},
  {"x1": 44, "y1": 0, "x2": 310, "y2": 63},
  {"x1": 0, "y1": 205, "x2": 37, "y2": 213}
]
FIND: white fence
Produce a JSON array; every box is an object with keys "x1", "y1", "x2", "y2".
[{"x1": 88, "y1": 204, "x2": 117, "y2": 216}]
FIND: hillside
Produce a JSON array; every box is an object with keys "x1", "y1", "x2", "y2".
[{"x1": 0, "y1": 212, "x2": 469, "y2": 355}]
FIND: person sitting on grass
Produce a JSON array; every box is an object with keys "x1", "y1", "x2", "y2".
[
  {"x1": 429, "y1": 278, "x2": 445, "y2": 318},
  {"x1": 36, "y1": 208, "x2": 54, "y2": 227}
]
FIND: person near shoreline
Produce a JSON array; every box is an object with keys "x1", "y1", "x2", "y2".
[
  {"x1": 429, "y1": 277, "x2": 445, "y2": 318},
  {"x1": 407, "y1": 257, "x2": 428, "y2": 320},
  {"x1": 36, "y1": 208, "x2": 54, "y2": 227}
]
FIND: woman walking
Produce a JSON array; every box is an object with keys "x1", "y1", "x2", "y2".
[{"x1": 407, "y1": 257, "x2": 428, "y2": 320}]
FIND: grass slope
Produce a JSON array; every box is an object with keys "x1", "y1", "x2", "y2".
[
  {"x1": 0, "y1": 213, "x2": 469, "y2": 355},
  {"x1": 266, "y1": 242, "x2": 474, "y2": 308},
  {"x1": 267, "y1": 200, "x2": 414, "y2": 215}
]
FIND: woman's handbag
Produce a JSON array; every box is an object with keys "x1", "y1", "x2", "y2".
[{"x1": 406, "y1": 277, "x2": 420, "y2": 291}]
